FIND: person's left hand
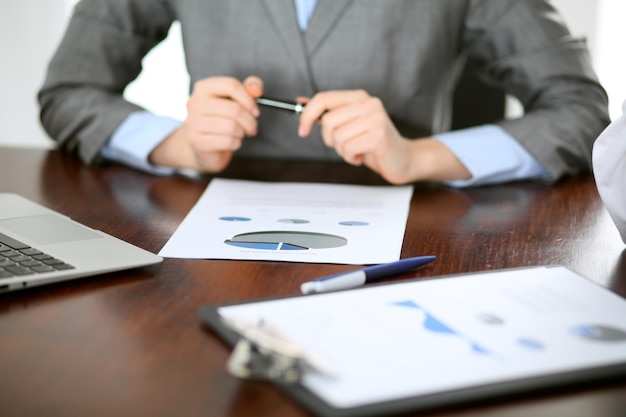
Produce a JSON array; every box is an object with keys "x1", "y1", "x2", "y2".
[
  {"x1": 297, "y1": 90, "x2": 414, "y2": 184},
  {"x1": 298, "y1": 89, "x2": 471, "y2": 185}
]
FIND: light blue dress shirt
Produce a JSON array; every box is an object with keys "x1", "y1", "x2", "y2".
[{"x1": 101, "y1": 0, "x2": 549, "y2": 186}]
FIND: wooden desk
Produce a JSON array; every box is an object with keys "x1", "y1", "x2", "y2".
[{"x1": 1, "y1": 147, "x2": 625, "y2": 417}]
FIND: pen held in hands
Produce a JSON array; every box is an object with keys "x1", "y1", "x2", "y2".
[
  {"x1": 256, "y1": 97, "x2": 305, "y2": 115},
  {"x1": 255, "y1": 96, "x2": 324, "y2": 127}
]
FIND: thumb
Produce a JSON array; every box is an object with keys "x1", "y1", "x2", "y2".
[{"x1": 243, "y1": 75, "x2": 264, "y2": 98}]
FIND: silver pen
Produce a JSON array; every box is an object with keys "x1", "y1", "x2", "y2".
[{"x1": 256, "y1": 97, "x2": 305, "y2": 115}]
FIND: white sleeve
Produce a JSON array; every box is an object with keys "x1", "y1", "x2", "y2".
[{"x1": 592, "y1": 100, "x2": 626, "y2": 243}]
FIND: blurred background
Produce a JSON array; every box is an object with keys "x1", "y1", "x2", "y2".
[{"x1": 0, "y1": 0, "x2": 624, "y2": 149}]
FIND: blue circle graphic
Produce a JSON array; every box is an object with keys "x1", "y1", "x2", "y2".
[{"x1": 219, "y1": 216, "x2": 251, "y2": 222}]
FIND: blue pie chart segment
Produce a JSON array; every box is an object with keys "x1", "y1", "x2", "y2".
[{"x1": 224, "y1": 241, "x2": 285, "y2": 250}]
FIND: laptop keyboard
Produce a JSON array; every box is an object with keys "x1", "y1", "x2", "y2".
[{"x1": 0, "y1": 232, "x2": 74, "y2": 279}]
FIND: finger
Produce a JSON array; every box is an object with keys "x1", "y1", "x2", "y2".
[
  {"x1": 189, "y1": 114, "x2": 247, "y2": 140},
  {"x1": 298, "y1": 90, "x2": 369, "y2": 137},
  {"x1": 187, "y1": 119, "x2": 245, "y2": 152},
  {"x1": 327, "y1": 122, "x2": 374, "y2": 167},
  {"x1": 346, "y1": 154, "x2": 365, "y2": 166},
  {"x1": 243, "y1": 75, "x2": 264, "y2": 100},
  {"x1": 204, "y1": 97, "x2": 258, "y2": 136},
  {"x1": 319, "y1": 101, "x2": 371, "y2": 146},
  {"x1": 187, "y1": 94, "x2": 258, "y2": 137},
  {"x1": 340, "y1": 133, "x2": 373, "y2": 166},
  {"x1": 193, "y1": 76, "x2": 259, "y2": 116},
  {"x1": 298, "y1": 92, "x2": 333, "y2": 137},
  {"x1": 191, "y1": 132, "x2": 244, "y2": 152}
]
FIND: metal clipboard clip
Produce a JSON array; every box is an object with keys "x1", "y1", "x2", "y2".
[{"x1": 222, "y1": 316, "x2": 334, "y2": 384}]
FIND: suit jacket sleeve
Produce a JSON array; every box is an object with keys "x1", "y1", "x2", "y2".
[
  {"x1": 463, "y1": 0, "x2": 610, "y2": 181},
  {"x1": 38, "y1": 0, "x2": 175, "y2": 165}
]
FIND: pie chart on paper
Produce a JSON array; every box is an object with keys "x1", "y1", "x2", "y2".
[{"x1": 224, "y1": 231, "x2": 348, "y2": 251}]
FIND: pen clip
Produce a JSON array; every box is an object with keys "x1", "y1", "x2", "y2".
[{"x1": 221, "y1": 316, "x2": 334, "y2": 384}]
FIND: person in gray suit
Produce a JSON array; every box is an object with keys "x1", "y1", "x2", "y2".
[{"x1": 38, "y1": 0, "x2": 609, "y2": 187}]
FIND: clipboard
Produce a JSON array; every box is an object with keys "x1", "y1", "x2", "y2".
[{"x1": 199, "y1": 266, "x2": 626, "y2": 417}]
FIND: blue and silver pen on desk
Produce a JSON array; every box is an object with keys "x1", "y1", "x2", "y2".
[{"x1": 300, "y1": 255, "x2": 436, "y2": 294}]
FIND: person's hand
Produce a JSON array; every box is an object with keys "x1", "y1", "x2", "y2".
[
  {"x1": 149, "y1": 75, "x2": 263, "y2": 172},
  {"x1": 298, "y1": 90, "x2": 471, "y2": 184}
]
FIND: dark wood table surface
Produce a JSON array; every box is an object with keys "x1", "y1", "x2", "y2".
[{"x1": 1, "y1": 147, "x2": 625, "y2": 417}]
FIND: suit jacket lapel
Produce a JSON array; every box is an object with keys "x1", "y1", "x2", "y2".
[
  {"x1": 304, "y1": 0, "x2": 353, "y2": 55},
  {"x1": 260, "y1": 0, "x2": 353, "y2": 92},
  {"x1": 260, "y1": 0, "x2": 311, "y2": 87}
]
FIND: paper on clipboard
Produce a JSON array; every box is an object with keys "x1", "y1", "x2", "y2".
[{"x1": 202, "y1": 266, "x2": 626, "y2": 416}]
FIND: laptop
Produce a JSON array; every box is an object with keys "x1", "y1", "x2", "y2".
[{"x1": 0, "y1": 193, "x2": 162, "y2": 293}]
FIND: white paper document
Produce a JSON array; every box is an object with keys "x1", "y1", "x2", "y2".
[
  {"x1": 159, "y1": 178, "x2": 414, "y2": 264},
  {"x1": 216, "y1": 266, "x2": 626, "y2": 409}
]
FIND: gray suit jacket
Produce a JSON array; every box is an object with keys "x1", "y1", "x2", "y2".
[{"x1": 39, "y1": 0, "x2": 609, "y2": 182}]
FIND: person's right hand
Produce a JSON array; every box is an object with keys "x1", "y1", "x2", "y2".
[{"x1": 149, "y1": 75, "x2": 263, "y2": 173}]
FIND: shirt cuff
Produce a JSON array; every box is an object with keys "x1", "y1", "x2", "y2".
[
  {"x1": 100, "y1": 111, "x2": 182, "y2": 175},
  {"x1": 433, "y1": 125, "x2": 550, "y2": 187}
]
